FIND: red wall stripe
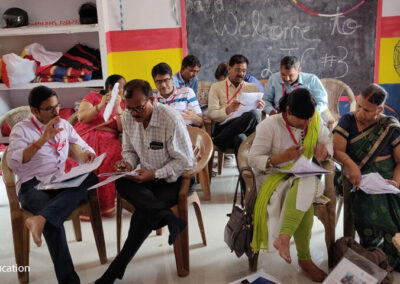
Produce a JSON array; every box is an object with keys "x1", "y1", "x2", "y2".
[
  {"x1": 106, "y1": 28, "x2": 184, "y2": 53},
  {"x1": 380, "y1": 16, "x2": 400, "y2": 37},
  {"x1": 374, "y1": 0, "x2": 383, "y2": 83}
]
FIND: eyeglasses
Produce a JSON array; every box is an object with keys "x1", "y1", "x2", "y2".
[
  {"x1": 40, "y1": 103, "x2": 61, "y2": 113},
  {"x1": 154, "y1": 77, "x2": 172, "y2": 85},
  {"x1": 126, "y1": 99, "x2": 148, "y2": 113},
  {"x1": 233, "y1": 68, "x2": 247, "y2": 74}
]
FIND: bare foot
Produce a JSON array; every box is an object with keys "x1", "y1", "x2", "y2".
[
  {"x1": 273, "y1": 234, "x2": 291, "y2": 264},
  {"x1": 25, "y1": 215, "x2": 46, "y2": 247},
  {"x1": 298, "y1": 259, "x2": 327, "y2": 282}
]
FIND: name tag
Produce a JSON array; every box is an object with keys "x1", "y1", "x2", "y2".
[{"x1": 150, "y1": 141, "x2": 164, "y2": 150}]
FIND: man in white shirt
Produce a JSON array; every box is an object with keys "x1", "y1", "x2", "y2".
[
  {"x1": 7, "y1": 86, "x2": 98, "y2": 284},
  {"x1": 152, "y1": 62, "x2": 203, "y2": 127},
  {"x1": 96, "y1": 79, "x2": 195, "y2": 284}
]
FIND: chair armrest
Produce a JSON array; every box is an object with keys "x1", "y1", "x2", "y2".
[{"x1": 204, "y1": 117, "x2": 213, "y2": 136}]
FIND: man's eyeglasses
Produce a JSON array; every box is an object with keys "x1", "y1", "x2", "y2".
[
  {"x1": 233, "y1": 68, "x2": 247, "y2": 74},
  {"x1": 154, "y1": 77, "x2": 172, "y2": 85},
  {"x1": 40, "y1": 103, "x2": 61, "y2": 113},
  {"x1": 126, "y1": 99, "x2": 148, "y2": 113}
]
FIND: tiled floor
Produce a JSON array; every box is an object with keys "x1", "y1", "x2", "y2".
[{"x1": 0, "y1": 164, "x2": 399, "y2": 284}]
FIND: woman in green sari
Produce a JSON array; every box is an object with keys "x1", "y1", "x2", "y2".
[
  {"x1": 333, "y1": 83, "x2": 400, "y2": 270},
  {"x1": 249, "y1": 89, "x2": 332, "y2": 282}
]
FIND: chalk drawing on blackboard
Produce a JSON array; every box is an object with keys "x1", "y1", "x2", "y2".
[
  {"x1": 395, "y1": 40, "x2": 400, "y2": 77},
  {"x1": 292, "y1": 0, "x2": 366, "y2": 17}
]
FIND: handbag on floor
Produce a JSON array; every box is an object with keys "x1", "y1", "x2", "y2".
[{"x1": 224, "y1": 166, "x2": 257, "y2": 258}]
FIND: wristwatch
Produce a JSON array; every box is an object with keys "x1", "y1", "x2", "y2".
[{"x1": 266, "y1": 156, "x2": 273, "y2": 168}]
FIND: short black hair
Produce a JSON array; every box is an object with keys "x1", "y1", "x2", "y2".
[
  {"x1": 280, "y1": 56, "x2": 300, "y2": 70},
  {"x1": 100, "y1": 74, "x2": 124, "y2": 95},
  {"x1": 278, "y1": 88, "x2": 316, "y2": 119},
  {"x1": 29, "y1": 86, "x2": 58, "y2": 109},
  {"x1": 182, "y1": 55, "x2": 201, "y2": 68},
  {"x1": 229, "y1": 54, "x2": 249, "y2": 67},
  {"x1": 360, "y1": 83, "x2": 388, "y2": 106},
  {"x1": 124, "y1": 79, "x2": 153, "y2": 99},
  {"x1": 215, "y1": 62, "x2": 228, "y2": 80},
  {"x1": 151, "y1": 63, "x2": 172, "y2": 78}
]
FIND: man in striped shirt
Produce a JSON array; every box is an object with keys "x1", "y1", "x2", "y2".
[{"x1": 152, "y1": 62, "x2": 203, "y2": 127}]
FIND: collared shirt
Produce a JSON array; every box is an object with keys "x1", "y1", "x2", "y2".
[
  {"x1": 121, "y1": 102, "x2": 195, "y2": 182},
  {"x1": 173, "y1": 71, "x2": 198, "y2": 94},
  {"x1": 244, "y1": 74, "x2": 264, "y2": 92},
  {"x1": 7, "y1": 116, "x2": 94, "y2": 192},
  {"x1": 262, "y1": 72, "x2": 328, "y2": 114},
  {"x1": 208, "y1": 78, "x2": 259, "y2": 122},
  {"x1": 154, "y1": 87, "x2": 202, "y2": 125}
]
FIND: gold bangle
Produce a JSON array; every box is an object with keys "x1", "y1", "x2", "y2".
[{"x1": 95, "y1": 104, "x2": 100, "y2": 112}]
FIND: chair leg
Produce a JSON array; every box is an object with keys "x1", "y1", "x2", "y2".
[
  {"x1": 248, "y1": 252, "x2": 259, "y2": 272},
  {"x1": 217, "y1": 151, "x2": 224, "y2": 175},
  {"x1": 12, "y1": 215, "x2": 29, "y2": 284},
  {"x1": 208, "y1": 150, "x2": 215, "y2": 182},
  {"x1": 191, "y1": 194, "x2": 207, "y2": 246},
  {"x1": 198, "y1": 167, "x2": 211, "y2": 201},
  {"x1": 88, "y1": 191, "x2": 107, "y2": 264},
  {"x1": 116, "y1": 195, "x2": 122, "y2": 253},
  {"x1": 71, "y1": 214, "x2": 82, "y2": 242},
  {"x1": 335, "y1": 198, "x2": 343, "y2": 227},
  {"x1": 173, "y1": 225, "x2": 190, "y2": 277}
]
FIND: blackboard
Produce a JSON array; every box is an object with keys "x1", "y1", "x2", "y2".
[{"x1": 186, "y1": 0, "x2": 377, "y2": 94}]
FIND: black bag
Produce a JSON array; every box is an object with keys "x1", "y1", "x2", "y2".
[{"x1": 224, "y1": 167, "x2": 257, "y2": 258}]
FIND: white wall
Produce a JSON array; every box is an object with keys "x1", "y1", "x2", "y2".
[
  {"x1": 104, "y1": 0, "x2": 181, "y2": 31},
  {"x1": 382, "y1": 0, "x2": 400, "y2": 17}
]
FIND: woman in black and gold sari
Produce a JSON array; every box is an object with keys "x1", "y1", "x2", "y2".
[{"x1": 333, "y1": 83, "x2": 400, "y2": 270}]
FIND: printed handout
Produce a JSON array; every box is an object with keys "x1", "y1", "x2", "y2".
[{"x1": 278, "y1": 155, "x2": 332, "y2": 177}]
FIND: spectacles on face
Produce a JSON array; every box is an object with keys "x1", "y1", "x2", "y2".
[
  {"x1": 233, "y1": 68, "x2": 247, "y2": 74},
  {"x1": 126, "y1": 99, "x2": 149, "y2": 113},
  {"x1": 40, "y1": 103, "x2": 61, "y2": 113},
  {"x1": 155, "y1": 77, "x2": 172, "y2": 85}
]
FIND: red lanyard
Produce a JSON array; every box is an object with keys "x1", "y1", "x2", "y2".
[
  {"x1": 282, "y1": 113, "x2": 307, "y2": 146},
  {"x1": 281, "y1": 83, "x2": 299, "y2": 96},
  {"x1": 177, "y1": 72, "x2": 185, "y2": 88},
  {"x1": 31, "y1": 117, "x2": 65, "y2": 151},
  {"x1": 157, "y1": 91, "x2": 176, "y2": 105},
  {"x1": 226, "y1": 81, "x2": 244, "y2": 104}
]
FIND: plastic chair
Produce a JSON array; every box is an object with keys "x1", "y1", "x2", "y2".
[
  {"x1": 116, "y1": 126, "x2": 212, "y2": 277},
  {"x1": 2, "y1": 146, "x2": 107, "y2": 283},
  {"x1": 236, "y1": 132, "x2": 336, "y2": 270},
  {"x1": 0, "y1": 106, "x2": 32, "y2": 144}
]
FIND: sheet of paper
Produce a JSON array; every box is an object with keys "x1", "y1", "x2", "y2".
[
  {"x1": 103, "y1": 82, "x2": 119, "y2": 122},
  {"x1": 98, "y1": 171, "x2": 139, "y2": 177},
  {"x1": 219, "y1": 92, "x2": 262, "y2": 125},
  {"x1": 88, "y1": 171, "x2": 139, "y2": 190},
  {"x1": 36, "y1": 173, "x2": 89, "y2": 190},
  {"x1": 359, "y1": 172, "x2": 400, "y2": 195},
  {"x1": 52, "y1": 153, "x2": 106, "y2": 183},
  {"x1": 240, "y1": 92, "x2": 263, "y2": 108},
  {"x1": 278, "y1": 155, "x2": 332, "y2": 177},
  {"x1": 229, "y1": 269, "x2": 281, "y2": 284},
  {"x1": 323, "y1": 257, "x2": 378, "y2": 284}
]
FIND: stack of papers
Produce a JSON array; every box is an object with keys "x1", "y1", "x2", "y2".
[
  {"x1": 36, "y1": 153, "x2": 106, "y2": 190},
  {"x1": 220, "y1": 92, "x2": 263, "y2": 125},
  {"x1": 358, "y1": 172, "x2": 400, "y2": 195},
  {"x1": 278, "y1": 155, "x2": 332, "y2": 177},
  {"x1": 88, "y1": 171, "x2": 139, "y2": 190}
]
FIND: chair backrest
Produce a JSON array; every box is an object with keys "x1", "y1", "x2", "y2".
[
  {"x1": 321, "y1": 78, "x2": 356, "y2": 123},
  {"x1": 0, "y1": 106, "x2": 33, "y2": 143},
  {"x1": 237, "y1": 132, "x2": 257, "y2": 200},
  {"x1": 197, "y1": 81, "x2": 213, "y2": 106},
  {"x1": 186, "y1": 126, "x2": 213, "y2": 175},
  {"x1": 1, "y1": 149, "x2": 21, "y2": 215}
]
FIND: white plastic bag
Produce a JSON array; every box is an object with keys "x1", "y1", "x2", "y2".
[{"x1": 2, "y1": 53, "x2": 36, "y2": 87}]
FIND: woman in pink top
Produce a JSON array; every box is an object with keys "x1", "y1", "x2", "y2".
[{"x1": 66, "y1": 74, "x2": 126, "y2": 218}]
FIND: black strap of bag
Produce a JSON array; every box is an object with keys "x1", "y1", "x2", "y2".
[{"x1": 230, "y1": 166, "x2": 257, "y2": 216}]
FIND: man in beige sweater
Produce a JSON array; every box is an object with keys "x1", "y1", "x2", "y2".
[{"x1": 208, "y1": 54, "x2": 265, "y2": 154}]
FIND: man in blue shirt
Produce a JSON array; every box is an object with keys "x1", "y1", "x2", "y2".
[
  {"x1": 173, "y1": 55, "x2": 201, "y2": 94},
  {"x1": 263, "y1": 56, "x2": 328, "y2": 118}
]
